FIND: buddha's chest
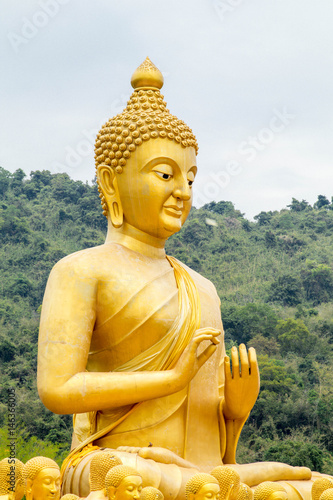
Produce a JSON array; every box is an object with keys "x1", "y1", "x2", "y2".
[{"x1": 87, "y1": 260, "x2": 221, "y2": 372}]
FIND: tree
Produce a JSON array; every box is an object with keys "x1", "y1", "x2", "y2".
[
  {"x1": 268, "y1": 275, "x2": 303, "y2": 306},
  {"x1": 203, "y1": 200, "x2": 244, "y2": 218},
  {"x1": 302, "y1": 264, "x2": 333, "y2": 304},
  {"x1": 314, "y1": 195, "x2": 330, "y2": 210},
  {"x1": 276, "y1": 318, "x2": 317, "y2": 356},
  {"x1": 254, "y1": 211, "x2": 273, "y2": 226},
  {"x1": 287, "y1": 198, "x2": 310, "y2": 212},
  {"x1": 0, "y1": 167, "x2": 11, "y2": 196},
  {"x1": 222, "y1": 303, "x2": 278, "y2": 344},
  {"x1": 264, "y1": 441, "x2": 324, "y2": 471},
  {"x1": 257, "y1": 355, "x2": 296, "y2": 395}
]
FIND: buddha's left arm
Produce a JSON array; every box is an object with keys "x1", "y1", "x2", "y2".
[{"x1": 218, "y1": 344, "x2": 260, "y2": 464}]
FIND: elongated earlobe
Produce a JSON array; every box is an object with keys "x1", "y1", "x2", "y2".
[{"x1": 97, "y1": 165, "x2": 123, "y2": 228}]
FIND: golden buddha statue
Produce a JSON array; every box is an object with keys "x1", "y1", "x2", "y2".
[
  {"x1": 185, "y1": 474, "x2": 220, "y2": 500},
  {"x1": 86, "y1": 452, "x2": 122, "y2": 500},
  {"x1": 37, "y1": 57, "x2": 321, "y2": 500},
  {"x1": 105, "y1": 466, "x2": 142, "y2": 500},
  {"x1": 140, "y1": 487, "x2": 164, "y2": 500},
  {"x1": 253, "y1": 482, "x2": 288, "y2": 500},
  {"x1": 0, "y1": 458, "x2": 24, "y2": 500},
  {"x1": 210, "y1": 466, "x2": 240, "y2": 500},
  {"x1": 236, "y1": 484, "x2": 253, "y2": 500},
  {"x1": 312, "y1": 479, "x2": 333, "y2": 500},
  {"x1": 320, "y1": 490, "x2": 333, "y2": 500},
  {"x1": 23, "y1": 457, "x2": 60, "y2": 500}
]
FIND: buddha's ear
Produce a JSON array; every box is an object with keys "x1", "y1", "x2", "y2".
[
  {"x1": 25, "y1": 479, "x2": 33, "y2": 495},
  {"x1": 106, "y1": 486, "x2": 116, "y2": 500},
  {"x1": 97, "y1": 164, "x2": 123, "y2": 228}
]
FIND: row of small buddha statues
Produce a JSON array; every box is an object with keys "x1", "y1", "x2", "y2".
[{"x1": 1, "y1": 455, "x2": 333, "y2": 500}]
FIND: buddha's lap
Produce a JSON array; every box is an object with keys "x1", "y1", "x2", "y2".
[{"x1": 61, "y1": 448, "x2": 324, "y2": 500}]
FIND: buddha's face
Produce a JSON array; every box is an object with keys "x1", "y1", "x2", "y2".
[
  {"x1": 29, "y1": 468, "x2": 60, "y2": 500},
  {"x1": 108, "y1": 475, "x2": 142, "y2": 500},
  {"x1": 195, "y1": 483, "x2": 220, "y2": 500},
  {"x1": 268, "y1": 492, "x2": 288, "y2": 500},
  {"x1": 114, "y1": 138, "x2": 197, "y2": 240}
]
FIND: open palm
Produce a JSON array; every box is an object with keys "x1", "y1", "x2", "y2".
[{"x1": 223, "y1": 344, "x2": 260, "y2": 421}]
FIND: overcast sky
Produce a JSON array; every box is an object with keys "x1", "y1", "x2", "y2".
[{"x1": 1, "y1": 0, "x2": 332, "y2": 219}]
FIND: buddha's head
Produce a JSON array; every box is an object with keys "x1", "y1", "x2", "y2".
[
  {"x1": 89, "y1": 451, "x2": 122, "y2": 492},
  {"x1": 105, "y1": 465, "x2": 142, "y2": 500},
  {"x1": 23, "y1": 457, "x2": 60, "y2": 500},
  {"x1": 185, "y1": 473, "x2": 220, "y2": 500},
  {"x1": 140, "y1": 486, "x2": 164, "y2": 500},
  {"x1": 236, "y1": 484, "x2": 253, "y2": 500},
  {"x1": 210, "y1": 466, "x2": 241, "y2": 500},
  {"x1": 254, "y1": 482, "x2": 288, "y2": 500},
  {"x1": 312, "y1": 479, "x2": 333, "y2": 500},
  {"x1": 95, "y1": 57, "x2": 198, "y2": 242},
  {"x1": 0, "y1": 458, "x2": 24, "y2": 500},
  {"x1": 320, "y1": 489, "x2": 333, "y2": 500}
]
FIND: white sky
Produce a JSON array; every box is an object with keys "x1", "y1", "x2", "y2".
[{"x1": 1, "y1": 0, "x2": 332, "y2": 219}]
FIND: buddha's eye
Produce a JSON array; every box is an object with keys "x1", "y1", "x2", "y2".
[
  {"x1": 154, "y1": 171, "x2": 173, "y2": 180},
  {"x1": 187, "y1": 171, "x2": 195, "y2": 187}
]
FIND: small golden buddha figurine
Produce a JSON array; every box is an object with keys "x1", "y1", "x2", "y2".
[
  {"x1": 0, "y1": 458, "x2": 24, "y2": 500},
  {"x1": 185, "y1": 473, "x2": 220, "y2": 500},
  {"x1": 236, "y1": 484, "x2": 253, "y2": 500},
  {"x1": 140, "y1": 487, "x2": 164, "y2": 500},
  {"x1": 312, "y1": 479, "x2": 333, "y2": 500},
  {"x1": 37, "y1": 57, "x2": 323, "y2": 499},
  {"x1": 86, "y1": 452, "x2": 122, "y2": 500},
  {"x1": 254, "y1": 482, "x2": 288, "y2": 500},
  {"x1": 105, "y1": 466, "x2": 142, "y2": 500},
  {"x1": 23, "y1": 457, "x2": 60, "y2": 500},
  {"x1": 210, "y1": 466, "x2": 240, "y2": 500}
]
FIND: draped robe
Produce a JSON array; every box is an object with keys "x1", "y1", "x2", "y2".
[{"x1": 69, "y1": 249, "x2": 225, "y2": 471}]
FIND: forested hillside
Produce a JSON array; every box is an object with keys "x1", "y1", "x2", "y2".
[{"x1": 1, "y1": 167, "x2": 333, "y2": 472}]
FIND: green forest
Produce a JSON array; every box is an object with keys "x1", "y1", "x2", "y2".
[{"x1": 0, "y1": 167, "x2": 333, "y2": 473}]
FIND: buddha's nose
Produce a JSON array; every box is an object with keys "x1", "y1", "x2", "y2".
[{"x1": 173, "y1": 179, "x2": 191, "y2": 200}]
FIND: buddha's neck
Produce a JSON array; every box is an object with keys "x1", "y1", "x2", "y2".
[{"x1": 105, "y1": 220, "x2": 167, "y2": 260}]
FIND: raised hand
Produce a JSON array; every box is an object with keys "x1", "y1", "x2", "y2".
[
  {"x1": 223, "y1": 344, "x2": 260, "y2": 421},
  {"x1": 172, "y1": 328, "x2": 221, "y2": 389}
]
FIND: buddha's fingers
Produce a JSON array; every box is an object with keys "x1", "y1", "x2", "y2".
[
  {"x1": 248, "y1": 347, "x2": 259, "y2": 377},
  {"x1": 192, "y1": 328, "x2": 221, "y2": 348},
  {"x1": 117, "y1": 446, "x2": 140, "y2": 453},
  {"x1": 231, "y1": 346, "x2": 240, "y2": 379},
  {"x1": 137, "y1": 447, "x2": 199, "y2": 469},
  {"x1": 197, "y1": 344, "x2": 218, "y2": 368},
  {"x1": 225, "y1": 355, "x2": 232, "y2": 381},
  {"x1": 239, "y1": 343, "x2": 249, "y2": 379}
]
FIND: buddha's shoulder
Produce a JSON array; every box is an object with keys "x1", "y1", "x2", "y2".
[
  {"x1": 50, "y1": 243, "x2": 131, "y2": 279},
  {"x1": 174, "y1": 257, "x2": 220, "y2": 301}
]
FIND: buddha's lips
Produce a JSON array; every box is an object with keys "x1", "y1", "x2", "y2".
[{"x1": 163, "y1": 205, "x2": 183, "y2": 217}]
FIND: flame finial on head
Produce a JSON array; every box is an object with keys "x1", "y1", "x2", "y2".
[{"x1": 131, "y1": 57, "x2": 164, "y2": 90}]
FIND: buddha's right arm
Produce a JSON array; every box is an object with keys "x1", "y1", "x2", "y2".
[{"x1": 37, "y1": 261, "x2": 220, "y2": 415}]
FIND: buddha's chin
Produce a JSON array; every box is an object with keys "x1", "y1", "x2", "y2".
[{"x1": 163, "y1": 217, "x2": 183, "y2": 236}]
